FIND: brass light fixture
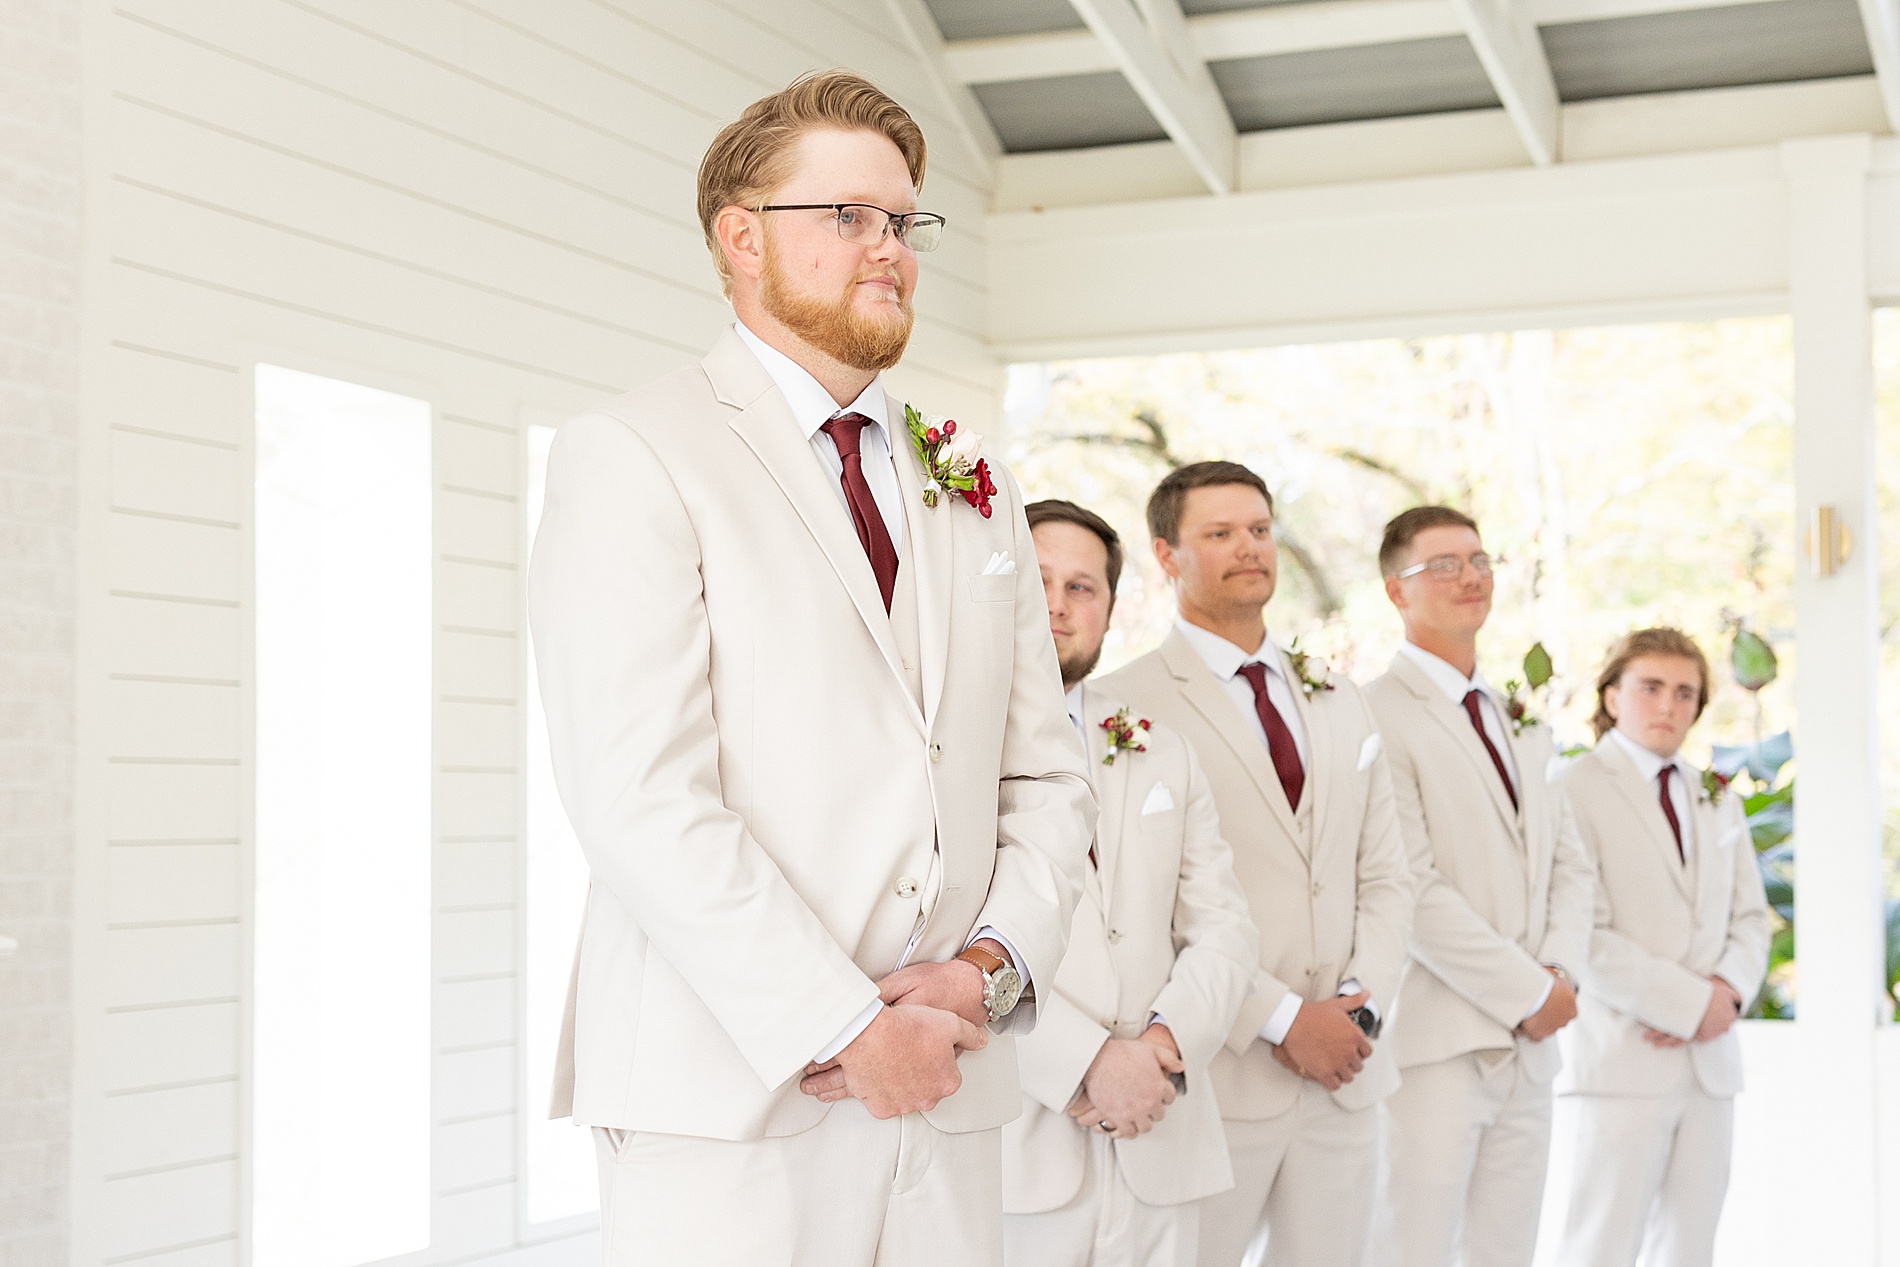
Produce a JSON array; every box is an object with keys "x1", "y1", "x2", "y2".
[{"x1": 1807, "y1": 505, "x2": 1853, "y2": 577}]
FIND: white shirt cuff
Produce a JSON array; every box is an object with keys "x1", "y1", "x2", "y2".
[
  {"x1": 1259, "y1": 992, "x2": 1303, "y2": 1046},
  {"x1": 971, "y1": 926, "x2": 1033, "y2": 996},
  {"x1": 814, "y1": 999, "x2": 883, "y2": 1064},
  {"x1": 1524, "y1": 976, "x2": 1554, "y2": 1021}
]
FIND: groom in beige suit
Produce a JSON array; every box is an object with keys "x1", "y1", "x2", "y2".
[
  {"x1": 1102, "y1": 463, "x2": 1415, "y2": 1267},
  {"x1": 1363, "y1": 505, "x2": 1596, "y2": 1267},
  {"x1": 529, "y1": 73, "x2": 1094, "y2": 1266},
  {"x1": 1002, "y1": 499, "x2": 1258, "y2": 1266},
  {"x1": 1553, "y1": 628, "x2": 1769, "y2": 1267}
]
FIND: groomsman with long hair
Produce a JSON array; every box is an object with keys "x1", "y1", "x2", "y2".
[
  {"x1": 1103, "y1": 463, "x2": 1415, "y2": 1267},
  {"x1": 1364, "y1": 506, "x2": 1596, "y2": 1267},
  {"x1": 1552, "y1": 628, "x2": 1769, "y2": 1267},
  {"x1": 1002, "y1": 498, "x2": 1259, "y2": 1266}
]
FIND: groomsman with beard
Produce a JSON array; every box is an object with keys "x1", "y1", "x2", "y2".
[
  {"x1": 1364, "y1": 506, "x2": 1596, "y2": 1267},
  {"x1": 1002, "y1": 498, "x2": 1259, "y2": 1267},
  {"x1": 529, "y1": 72, "x2": 1094, "y2": 1266},
  {"x1": 1101, "y1": 462, "x2": 1415, "y2": 1267},
  {"x1": 1553, "y1": 628, "x2": 1768, "y2": 1267}
]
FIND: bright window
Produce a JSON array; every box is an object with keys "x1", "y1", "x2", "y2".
[{"x1": 253, "y1": 364, "x2": 433, "y2": 1267}]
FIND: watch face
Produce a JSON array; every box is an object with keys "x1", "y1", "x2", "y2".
[
  {"x1": 989, "y1": 966, "x2": 1024, "y2": 1018},
  {"x1": 1348, "y1": 1006, "x2": 1378, "y2": 1039}
]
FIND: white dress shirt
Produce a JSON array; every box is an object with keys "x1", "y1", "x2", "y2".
[
  {"x1": 1394, "y1": 641, "x2": 1519, "y2": 787},
  {"x1": 732, "y1": 324, "x2": 1029, "y2": 1063},
  {"x1": 1607, "y1": 728, "x2": 1695, "y2": 859},
  {"x1": 1395, "y1": 640, "x2": 1553, "y2": 1019},
  {"x1": 1173, "y1": 619, "x2": 1309, "y2": 766},
  {"x1": 733, "y1": 321, "x2": 906, "y2": 558},
  {"x1": 1065, "y1": 682, "x2": 1087, "y2": 748}
]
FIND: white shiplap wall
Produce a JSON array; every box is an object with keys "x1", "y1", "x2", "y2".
[{"x1": 69, "y1": 3, "x2": 995, "y2": 1265}]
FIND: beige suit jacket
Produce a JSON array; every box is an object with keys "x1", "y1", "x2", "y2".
[
  {"x1": 1003, "y1": 683, "x2": 1259, "y2": 1212},
  {"x1": 1364, "y1": 654, "x2": 1597, "y2": 1084},
  {"x1": 1554, "y1": 740, "x2": 1770, "y2": 1098},
  {"x1": 1102, "y1": 631, "x2": 1415, "y2": 1119},
  {"x1": 528, "y1": 328, "x2": 1095, "y2": 1141}
]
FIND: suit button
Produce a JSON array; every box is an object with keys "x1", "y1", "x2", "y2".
[
  {"x1": 1106, "y1": 928, "x2": 1122, "y2": 944},
  {"x1": 929, "y1": 743, "x2": 943, "y2": 764},
  {"x1": 895, "y1": 877, "x2": 918, "y2": 898}
]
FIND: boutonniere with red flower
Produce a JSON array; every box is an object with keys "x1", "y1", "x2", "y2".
[
  {"x1": 904, "y1": 404, "x2": 995, "y2": 518},
  {"x1": 1286, "y1": 642, "x2": 1335, "y2": 698},
  {"x1": 1099, "y1": 708, "x2": 1151, "y2": 766},
  {"x1": 1701, "y1": 767, "x2": 1731, "y2": 805}
]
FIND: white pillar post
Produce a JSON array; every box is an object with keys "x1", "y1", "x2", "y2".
[{"x1": 1782, "y1": 132, "x2": 1884, "y2": 1264}]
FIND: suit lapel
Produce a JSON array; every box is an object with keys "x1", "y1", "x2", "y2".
[
  {"x1": 708, "y1": 333, "x2": 922, "y2": 733},
  {"x1": 1598, "y1": 739, "x2": 1691, "y2": 901},
  {"x1": 1080, "y1": 685, "x2": 1133, "y2": 918},
  {"x1": 1391, "y1": 656, "x2": 1521, "y2": 841},
  {"x1": 1160, "y1": 631, "x2": 1299, "y2": 841},
  {"x1": 888, "y1": 404, "x2": 953, "y2": 727}
]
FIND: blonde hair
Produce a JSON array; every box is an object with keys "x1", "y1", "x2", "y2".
[
  {"x1": 696, "y1": 71, "x2": 926, "y2": 297},
  {"x1": 1591, "y1": 627, "x2": 1711, "y2": 739}
]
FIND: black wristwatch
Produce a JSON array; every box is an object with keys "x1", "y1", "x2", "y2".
[{"x1": 1346, "y1": 1005, "x2": 1381, "y2": 1040}]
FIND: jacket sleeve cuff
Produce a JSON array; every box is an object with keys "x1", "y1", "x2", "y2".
[{"x1": 813, "y1": 998, "x2": 883, "y2": 1064}]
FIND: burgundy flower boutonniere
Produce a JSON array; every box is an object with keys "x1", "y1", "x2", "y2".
[
  {"x1": 1100, "y1": 708, "x2": 1151, "y2": 766},
  {"x1": 904, "y1": 404, "x2": 995, "y2": 518},
  {"x1": 1702, "y1": 767, "x2": 1732, "y2": 805}
]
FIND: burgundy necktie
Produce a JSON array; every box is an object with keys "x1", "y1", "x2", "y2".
[
  {"x1": 1461, "y1": 690, "x2": 1518, "y2": 811},
  {"x1": 1237, "y1": 662, "x2": 1305, "y2": 811},
  {"x1": 1658, "y1": 766, "x2": 1685, "y2": 863},
  {"x1": 819, "y1": 413, "x2": 898, "y2": 613}
]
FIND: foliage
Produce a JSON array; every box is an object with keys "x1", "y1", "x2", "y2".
[{"x1": 1712, "y1": 732, "x2": 1795, "y2": 1017}]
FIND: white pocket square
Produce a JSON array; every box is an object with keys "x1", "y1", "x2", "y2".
[
  {"x1": 1356, "y1": 733, "x2": 1383, "y2": 772},
  {"x1": 1140, "y1": 782, "x2": 1175, "y2": 815},
  {"x1": 980, "y1": 551, "x2": 1017, "y2": 576}
]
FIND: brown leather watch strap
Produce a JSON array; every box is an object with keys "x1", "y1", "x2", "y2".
[{"x1": 956, "y1": 945, "x2": 1005, "y2": 976}]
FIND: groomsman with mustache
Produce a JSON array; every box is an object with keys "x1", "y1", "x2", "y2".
[
  {"x1": 1553, "y1": 628, "x2": 1769, "y2": 1267},
  {"x1": 1102, "y1": 462, "x2": 1415, "y2": 1267},
  {"x1": 1001, "y1": 498, "x2": 1258, "y2": 1267},
  {"x1": 1364, "y1": 506, "x2": 1596, "y2": 1267}
]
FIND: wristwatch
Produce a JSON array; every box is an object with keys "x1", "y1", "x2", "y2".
[
  {"x1": 1346, "y1": 1004, "x2": 1381, "y2": 1040},
  {"x1": 956, "y1": 945, "x2": 1024, "y2": 1023},
  {"x1": 1546, "y1": 962, "x2": 1576, "y2": 994}
]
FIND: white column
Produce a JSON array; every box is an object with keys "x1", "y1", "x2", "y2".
[{"x1": 1782, "y1": 133, "x2": 1885, "y2": 1264}]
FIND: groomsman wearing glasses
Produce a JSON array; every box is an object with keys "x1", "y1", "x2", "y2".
[
  {"x1": 1103, "y1": 463, "x2": 1415, "y2": 1267},
  {"x1": 1364, "y1": 506, "x2": 1596, "y2": 1267},
  {"x1": 1003, "y1": 499, "x2": 1258, "y2": 1266},
  {"x1": 1552, "y1": 628, "x2": 1768, "y2": 1267},
  {"x1": 531, "y1": 74, "x2": 1093, "y2": 1265}
]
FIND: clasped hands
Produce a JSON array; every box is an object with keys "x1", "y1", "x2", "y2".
[
  {"x1": 1641, "y1": 976, "x2": 1743, "y2": 1048},
  {"x1": 796, "y1": 944, "x2": 1001, "y2": 1121},
  {"x1": 1267, "y1": 991, "x2": 1373, "y2": 1092},
  {"x1": 1067, "y1": 1023, "x2": 1184, "y2": 1140}
]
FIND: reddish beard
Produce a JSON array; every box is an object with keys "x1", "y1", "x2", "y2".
[{"x1": 759, "y1": 242, "x2": 914, "y2": 372}]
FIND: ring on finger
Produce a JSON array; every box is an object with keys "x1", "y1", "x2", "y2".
[{"x1": 1097, "y1": 1121, "x2": 1115, "y2": 1134}]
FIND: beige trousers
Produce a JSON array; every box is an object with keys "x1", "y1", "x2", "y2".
[
  {"x1": 593, "y1": 1100, "x2": 1002, "y2": 1267},
  {"x1": 1194, "y1": 1082, "x2": 1380, "y2": 1267},
  {"x1": 1003, "y1": 1130, "x2": 1199, "y2": 1267},
  {"x1": 1554, "y1": 1084, "x2": 1734, "y2": 1267},
  {"x1": 1369, "y1": 1052, "x2": 1553, "y2": 1267}
]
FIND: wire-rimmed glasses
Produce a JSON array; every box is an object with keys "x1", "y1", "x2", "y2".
[
  {"x1": 1395, "y1": 552, "x2": 1497, "y2": 582},
  {"x1": 755, "y1": 203, "x2": 947, "y2": 252}
]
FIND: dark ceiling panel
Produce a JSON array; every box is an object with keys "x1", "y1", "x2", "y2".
[
  {"x1": 972, "y1": 72, "x2": 1170, "y2": 152},
  {"x1": 1210, "y1": 36, "x2": 1502, "y2": 131},
  {"x1": 1179, "y1": 0, "x2": 1314, "y2": 12},
  {"x1": 920, "y1": 0, "x2": 1085, "y2": 41},
  {"x1": 1542, "y1": 0, "x2": 1875, "y2": 101}
]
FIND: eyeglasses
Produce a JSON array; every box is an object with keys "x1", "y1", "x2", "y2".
[
  {"x1": 1395, "y1": 552, "x2": 1496, "y2": 581},
  {"x1": 755, "y1": 203, "x2": 947, "y2": 252}
]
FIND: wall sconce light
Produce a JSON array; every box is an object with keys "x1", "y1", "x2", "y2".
[{"x1": 1808, "y1": 505, "x2": 1853, "y2": 577}]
